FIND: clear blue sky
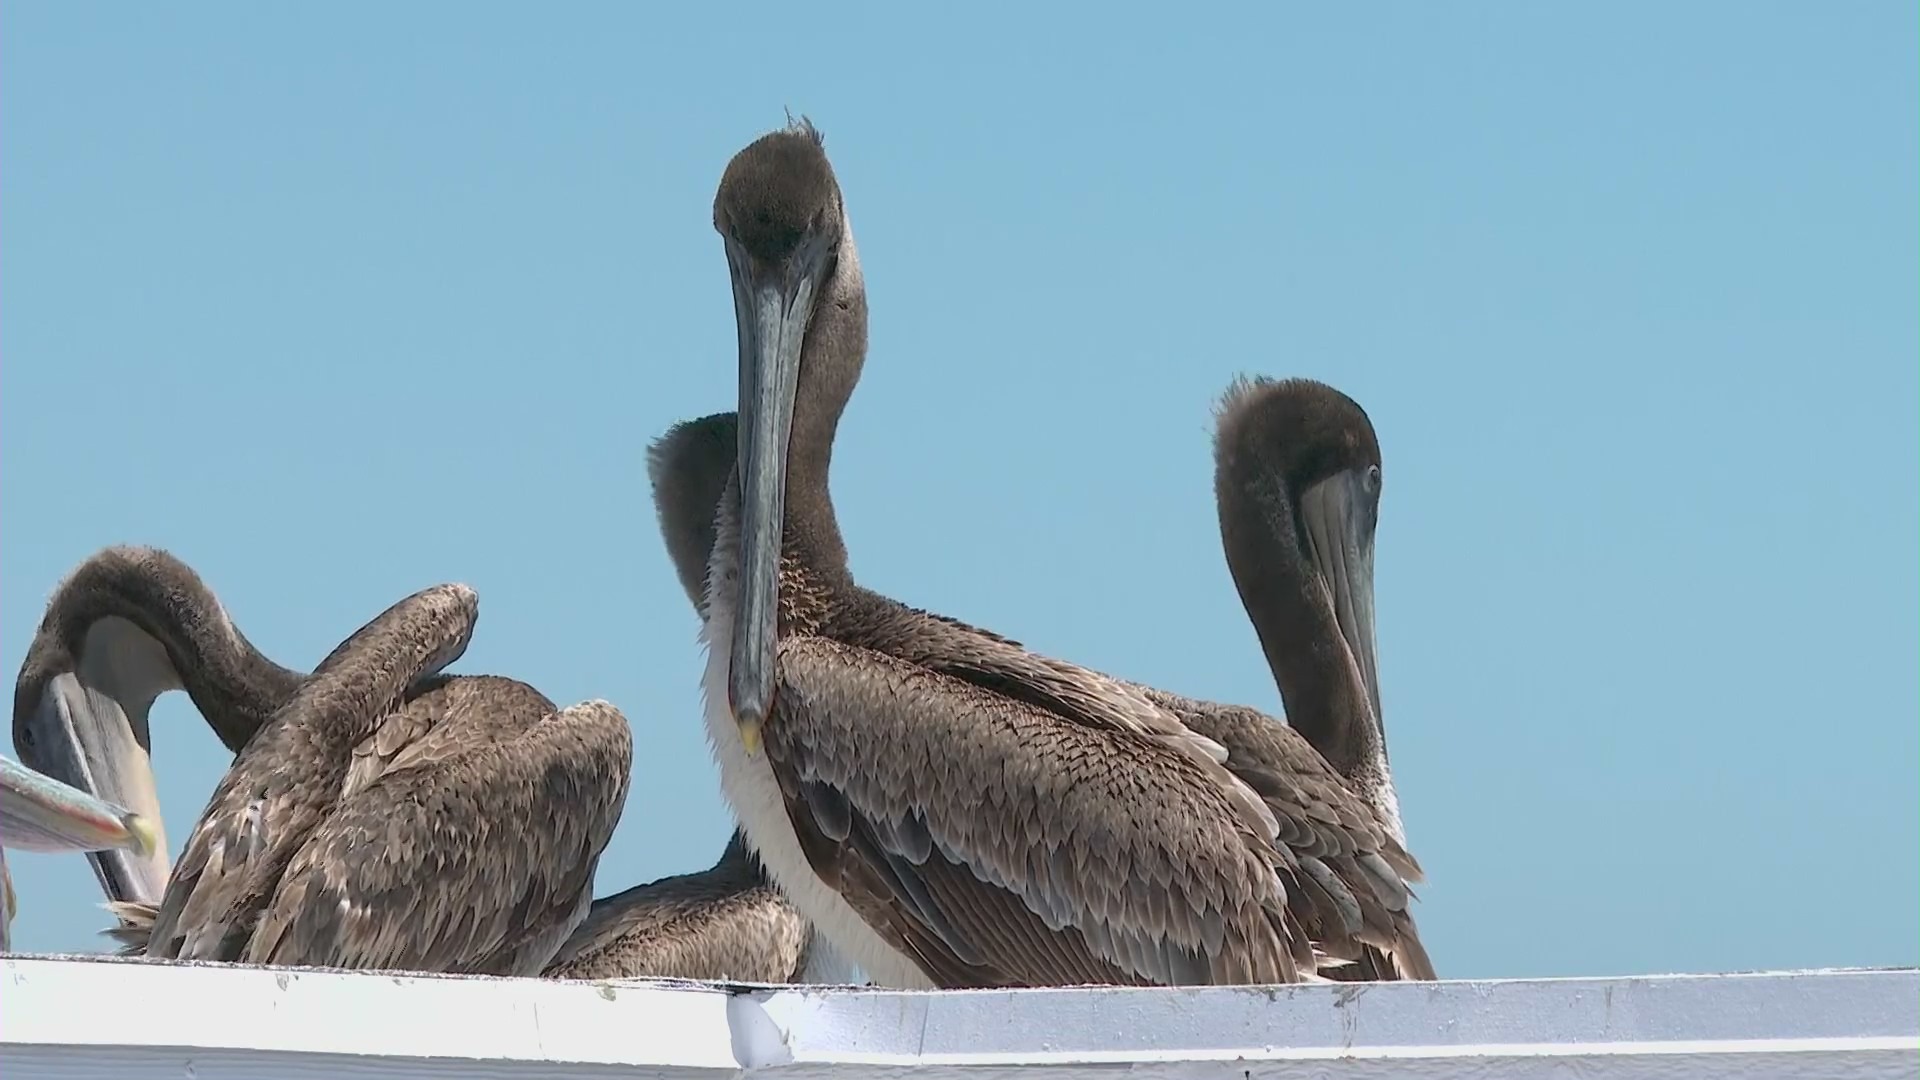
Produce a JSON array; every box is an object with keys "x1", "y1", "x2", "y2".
[{"x1": 3, "y1": 4, "x2": 1914, "y2": 978}]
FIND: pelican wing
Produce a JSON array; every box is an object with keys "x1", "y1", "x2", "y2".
[
  {"x1": 880, "y1": 602, "x2": 1431, "y2": 982},
  {"x1": 767, "y1": 635, "x2": 1302, "y2": 987},
  {"x1": 94, "y1": 678, "x2": 547, "y2": 960},
  {"x1": 544, "y1": 870, "x2": 809, "y2": 982},
  {"x1": 880, "y1": 605, "x2": 1280, "y2": 839},
  {"x1": 244, "y1": 690, "x2": 632, "y2": 975},
  {"x1": 1142, "y1": 689, "x2": 1435, "y2": 981},
  {"x1": 144, "y1": 584, "x2": 479, "y2": 961},
  {"x1": 141, "y1": 707, "x2": 349, "y2": 960}
]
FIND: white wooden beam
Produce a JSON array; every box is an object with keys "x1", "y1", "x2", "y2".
[{"x1": 4, "y1": 954, "x2": 1913, "y2": 1079}]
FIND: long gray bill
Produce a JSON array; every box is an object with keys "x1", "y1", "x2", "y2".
[
  {"x1": 1298, "y1": 468, "x2": 1383, "y2": 732},
  {"x1": 724, "y1": 238, "x2": 825, "y2": 738},
  {"x1": 20, "y1": 673, "x2": 171, "y2": 905},
  {"x1": 0, "y1": 754, "x2": 156, "y2": 856}
]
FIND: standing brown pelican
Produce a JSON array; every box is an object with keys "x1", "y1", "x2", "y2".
[
  {"x1": 12, "y1": 546, "x2": 302, "y2": 909},
  {"x1": 538, "y1": 417, "x2": 846, "y2": 984},
  {"x1": 698, "y1": 120, "x2": 1425, "y2": 988},
  {"x1": 0, "y1": 754, "x2": 157, "y2": 952},
  {"x1": 653, "y1": 395, "x2": 1431, "y2": 983}
]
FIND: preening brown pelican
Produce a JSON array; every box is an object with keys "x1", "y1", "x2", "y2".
[
  {"x1": 16, "y1": 546, "x2": 831, "y2": 981},
  {"x1": 0, "y1": 754, "x2": 157, "y2": 952},
  {"x1": 537, "y1": 419, "x2": 846, "y2": 984},
  {"x1": 697, "y1": 120, "x2": 1426, "y2": 988},
  {"x1": 12, "y1": 546, "x2": 302, "y2": 909},
  {"x1": 15, "y1": 548, "x2": 633, "y2": 973},
  {"x1": 137, "y1": 582, "x2": 631, "y2": 971}
]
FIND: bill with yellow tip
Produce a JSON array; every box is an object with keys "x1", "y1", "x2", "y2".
[{"x1": 0, "y1": 755, "x2": 158, "y2": 858}]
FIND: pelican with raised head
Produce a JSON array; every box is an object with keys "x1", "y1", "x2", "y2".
[
  {"x1": 654, "y1": 388, "x2": 1433, "y2": 983},
  {"x1": 15, "y1": 548, "x2": 633, "y2": 973},
  {"x1": 1138, "y1": 374, "x2": 1433, "y2": 981},
  {"x1": 696, "y1": 119, "x2": 1426, "y2": 987},
  {"x1": 1211, "y1": 377, "x2": 1403, "y2": 846}
]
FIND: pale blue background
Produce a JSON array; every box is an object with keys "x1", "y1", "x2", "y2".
[{"x1": 3, "y1": 3, "x2": 1914, "y2": 978}]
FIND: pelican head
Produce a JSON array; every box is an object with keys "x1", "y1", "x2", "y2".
[
  {"x1": 10, "y1": 548, "x2": 192, "y2": 906},
  {"x1": 1214, "y1": 377, "x2": 1388, "y2": 760},
  {"x1": 713, "y1": 118, "x2": 852, "y2": 746}
]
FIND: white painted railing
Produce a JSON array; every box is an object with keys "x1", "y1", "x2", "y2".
[{"x1": 2, "y1": 954, "x2": 1913, "y2": 1078}]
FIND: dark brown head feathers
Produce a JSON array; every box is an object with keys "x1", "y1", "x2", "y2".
[
  {"x1": 715, "y1": 117, "x2": 839, "y2": 262},
  {"x1": 1213, "y1": 376, "x2": 1381, "y2": 496}
]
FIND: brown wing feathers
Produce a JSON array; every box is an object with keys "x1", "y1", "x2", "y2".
[
  {"x1": 139, "y1": 582, "x2": 634, "y2": 976},
  {"x1": 1144, "y1": 689, "x2": 1434, "y2": 981},
  {"x1": 799, "y1": 596, "x2": 1430, "y2": 986},
  {"x1": 766, "y1": 633, "x2": 1301, "y2": 987}
]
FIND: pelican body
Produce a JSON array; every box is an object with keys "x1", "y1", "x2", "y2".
[
  {"x1": 694, "y1": 122, "x2": 1428, "y2": 989},
  {"x1": 15, "y1": 545, "x2": 833, "y2": 981},
  {"x1": 544, "y1": 831, "x2": 815, "y2": 982},
  {"x1": 139, "y1": 583, "x2": 632, "y2": 972},
  {"x1": 14, "y1": 548, "x2": 633, "y2": 974}
]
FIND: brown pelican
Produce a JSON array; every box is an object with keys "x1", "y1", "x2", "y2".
[
  {"x1": 16, "y1": 546, "x2": 833, "y2": 981},
  {"x1": 697, "y1": 120, "x2": 1425, "y2": 988},
  {"x1": 1171, "y1": 373, "x2": 1432, "y2": 981},
  {"x1": 653, "y1": 395, "x2": 1431, "y2": 984},
  {"x1": 17, "y1": 554, "x2": 634, "y2": 973},
  {"x1": 0, "y1": 754, "x2": 157, "y2": 952},
  {"x1": 12, "y1": 546, "x2": 302, "y2": 909},
  {"x1": 544, "y1": 831, "x2": 813, "y2": 981},
  {"x1": 139, "y1": 581, "x2": 632, "y2": 971},
  {"x1": 536, "y1": 418, "x2": 847, "y2": 984}
]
